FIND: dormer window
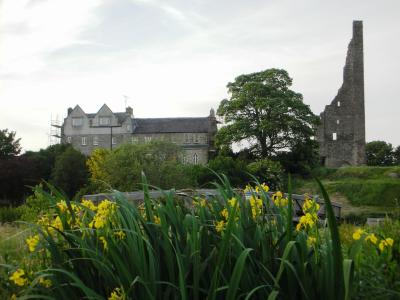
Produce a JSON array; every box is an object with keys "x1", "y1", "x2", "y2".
[
  {"x1": 72, "y1": 117, "x2": 83, "y2": 127},
  {"x1": 99, "y1": 117, "x2": 111, "y2": 126}
]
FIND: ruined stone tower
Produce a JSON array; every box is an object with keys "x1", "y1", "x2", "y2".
[{"x1": 317, "y1": 20, "x2": 366, "y2": 167}]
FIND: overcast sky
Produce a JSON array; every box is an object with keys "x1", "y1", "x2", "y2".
[{"x1": 1, "y1": 0, "x2": 399, "y2": 152}]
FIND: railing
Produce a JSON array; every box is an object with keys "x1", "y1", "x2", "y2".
[{"x1": 84, "y1": 189, "x2": 341, "y2": 221}]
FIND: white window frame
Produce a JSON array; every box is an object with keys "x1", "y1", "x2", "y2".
[
  {"x1": 193, "y1": 153, "x2": 199, "y2": 165},
  {"x1": 99, "y1": 117, "x2": 111, "y2": 126},
  {"x1": 112, "y1": 137, "x2": 117, "y2": 145},
  {"x1": 332, "y1": 132, "x2": 337, "y2": 141},
  {"x1": 126, "y1": 124, "x2": 131, "y2": 132},
  {"x1": 81, "y1": 137, "x2": 87, "y2": 146},
  {"x1": 131, "y1": 136, "x2": 138, "y2": 144},
  {"x1": 337, "y1": 119, "x2": 340, "y2": 125},
  {"x1": 93, "y1": 136, "x2": 99, "y2": 146},
  {"x1": 337, "y1": 101, "x2": 341, "y2": 107},
  {"x1": 72, "y1": 117, "x2": 83, "y2": 127},
  {"x1": 144, "y1": 136, "x2": 152, "y2": 143},
  {"x1": 67, "y1": 136, "x2": 71, "y2": 143}
]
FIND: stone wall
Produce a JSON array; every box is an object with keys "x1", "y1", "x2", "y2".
[{"x1": 317, "y1": 21, "x2": 366, "y2": 167}]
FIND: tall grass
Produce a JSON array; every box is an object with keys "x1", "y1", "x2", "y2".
[{"x1": 3, "y1": 176, "x2": 355, "y2": 299}]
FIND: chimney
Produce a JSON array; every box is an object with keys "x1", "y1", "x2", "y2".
[
  {"x1": 67, "y1": 107, "x2": 73, "y2": 115},
  {"x1": 126, "y1": 106, "x2": 133, "y2": 116}
]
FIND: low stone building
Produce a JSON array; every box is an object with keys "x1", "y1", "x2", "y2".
[
  {"x1": 61, "y1": 104, "x2": 218, "y2": 165},
  {"x1": 317, "y1": 20, "x2": 366, "y2": 167}
]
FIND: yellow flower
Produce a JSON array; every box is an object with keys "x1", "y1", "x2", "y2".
[
  {"x1": 108, "y1": 287, "x2": 125, "y2": 300},
  {"x1": 307, "y1": 236, "x2": 317, "y2": 247},
  {"x1": 379, "y1": 238, "x2": 394, "y2": 251},
  {"x1": 9, "y1": 269, "x2": 28, "y2": 287},
  {"x1": 194, "y1": 197, "x2": 207, "y2": 207},
  {"x1": 221, "y1": 208, "x2": 229, "y2": 220},
  {"x1": 215, "y1": 220, "x2": 226, "y2": 233},
  {"x1": 243, "y1": 184, "x2": 253, "y2": 193},
  {"x1": 255, "y1": 183, "x2": 269, "y2": 193},
  {"x1": 26, "y1": 234, "x2": 40, "y2": 252},
  {"x1": 10, "y1": 294, "x2": 17, "y2": 300},
  {"x1": 228, "y1": 197, "x2": 238, "y2": 207},
  {"x1": 99, "y1": 236, "x2": 108, "y2": 251},
  {"x1": 52, "y1": 216, "x2": 63, "y2": 232},
  {"x1": 365, "y1": 233, "x2": 378, "y2": 244},
  {"x1": 39, "y1": 277, "x2": 52, "y2": 288},
  {"x1": 352, "y1": 228, "x2": 365, "y2": 241},
  {"x1": 385, "y1": 238, "x2": 394, "y2": 247},
  {"x1": 114, "y1": 230, "x2": 126, "y2": 240},
  {"x1": 57, "y1": 200, "x2": 68, "y2": 212},
  {"x1": 82, "y1": 199, "x2": 97, "y2": 211},
  {"x1": 154, "y1": 215, "x2": 161, "y2": 225}
]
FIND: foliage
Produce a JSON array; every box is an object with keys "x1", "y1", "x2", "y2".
[
  {"x1": 0, "y1": 155, "x2": 38, "y2": 205},
  {"x1": 0, "y1": 177, "x2": 367, "y2": 299},
  {"x1": 340, "y1": 221, "x2": 400, "y2": 299},
  {"x1": 247, "y1": 159, "x2": 283, "y2": 190},
  {"x1": 216, "y1": 69, "x2": 319, "y2": 158},
  {"x1": 18, "y1": 184, "x2": 54, "y2": 222},
  {"x1": 366, "y1": 141, "x2": 395, "y2": 166},
  {"x1": 0, "y1": 129, "x2": 21, "y2": 159},
  {"x1": 87, "y1": 141, "x2": 196, "y2": 191},
  {"x1": 277, "y1": 139, "x2": 319, "y2": 176},
  {"x1": 394, "y1": 146, "x2": 400, "y2": 165},
  {"x1": 193, "y1": 155, "x2": 249, "y2": 188},
  {"x1": 51, "y1": 146, "x2": 89, "y2": 199},
  {"x1": 24, "y1": 144, "x2": 70, "y2": 182}
]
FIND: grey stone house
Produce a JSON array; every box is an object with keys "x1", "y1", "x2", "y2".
[{"x1": 61, "y1": 104, "x2": 218, "y2": 165}]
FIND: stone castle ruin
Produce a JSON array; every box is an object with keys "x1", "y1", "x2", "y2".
[{"x1": 317, "y1": 20, "x2": 366, "y2": 168}]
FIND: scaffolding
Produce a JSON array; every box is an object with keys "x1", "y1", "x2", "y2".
[{"x1": 49, "y1": 115, "x2": 62, "y2": 146}]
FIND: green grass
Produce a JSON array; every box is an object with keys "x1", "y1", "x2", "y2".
[{"x1": 292, "y1": 167, "x2": 400, "y2": 220}]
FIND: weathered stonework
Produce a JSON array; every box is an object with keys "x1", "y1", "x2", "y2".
[{"x1": 317, "y1": 20, "x2": 366, "y2": 167}]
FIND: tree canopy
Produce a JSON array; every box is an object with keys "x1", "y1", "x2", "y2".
[
  {"x1": 216, "y1": 69, "x2": 319, "y2": 158},
  {"x1": 0, "y1": 129, "x2": 21, "y2": 158},
  {"x1": 366, "y1": 141, "x2": 395, "y2": 166}
]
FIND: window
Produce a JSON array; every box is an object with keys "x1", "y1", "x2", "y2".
[
  {"x1": 337, "y1": 101, "x2": 341, "y2": 107},
  {"x1": 127, "y1": 124, "x2": 131, "y2": 132},
  {"x1": 112, "y1": 137, "x2": 117, "y2": 145},
  {"x1": 131, "y1": 136, "x2": 138, "y2": 144},
  {"x1": 145, "y1": 136, "x2": 152, "y2": 143},
  {"x1": 332, "y1": 133, "x2": 337, "y2": 141},
  {"x1": 67, "y1": 136, "x2": 71, "y2": 143},
  {"x1": 99, "y1": 117, "x2": 111, "y2": 126},
  {"x1": 93, "y1": 136, "x2": 99, "y2": 146},
  {"x1": 337, "y1": 119, "x2": 340, "y2": 125},
  {"x1": 81, "y1": 137, "x2": 87, "y2": 145},
  {"x1": 193, "y1": 153, "x2": 199, "y2": 165},
  {"x1": 72, "y1": 117, "x2": 83, "y2": 127}
]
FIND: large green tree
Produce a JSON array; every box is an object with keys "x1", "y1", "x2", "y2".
[
  {"x1": 366, "y1": 141, "x2": 394, "y2": 166},
  {"x1": 0, "y1": 129, "x2": 21, "y2": 158},
  {"x1": 216, "y1": 69, "x2": 319, "y2": 158},
  {"x1": 51, "y1": 146, "x2": 89, "y2": 198}
]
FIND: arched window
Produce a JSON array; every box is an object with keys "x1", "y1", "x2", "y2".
[{"x1": 193, "y1": 153, "x2": 198, "y2": 165}]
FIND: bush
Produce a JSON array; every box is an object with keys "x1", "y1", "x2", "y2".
[{"x1": 247, "y1": 159, "x2": 283, "y2": 190}]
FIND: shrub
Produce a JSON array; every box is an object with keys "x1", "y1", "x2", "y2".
[{"x1": 247, "y1": 159, "x2": 283, "y2": 189}]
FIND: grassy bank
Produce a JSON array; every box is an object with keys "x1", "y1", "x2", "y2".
[{"x1": 292, "y1": 166, "x2": 400, "y2": 220}]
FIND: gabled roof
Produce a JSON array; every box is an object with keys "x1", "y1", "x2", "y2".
[{"x1": 133, "y1": 118, "x2": 210, "y2": 133}]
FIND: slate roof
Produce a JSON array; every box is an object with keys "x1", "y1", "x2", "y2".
[{"x1": 133, "y1": 118, "x2": 210, "y2": 133}]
